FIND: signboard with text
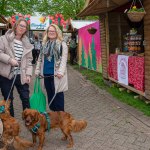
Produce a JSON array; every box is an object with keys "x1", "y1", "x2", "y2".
[{"x1": 30, "y1": 16, "x2": 49, "y2": 30}]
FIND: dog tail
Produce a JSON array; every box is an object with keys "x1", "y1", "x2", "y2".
[
  {"x1": 14, "y1": 136, "x2": 33, "y2": 149},
  {"x1": 70, "y1": 120, "x2": 87, "y2": 132}
]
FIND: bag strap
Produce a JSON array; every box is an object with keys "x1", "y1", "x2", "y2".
[
  {"x1": 33, "y1": 78, "x2": 38, "y2": 93},
  {"x1": 37, "y1": 78, "x2": 42, "y2": 93},
  {"x1": 34, "y1": 78, "x2": 42, "y2": 93}
]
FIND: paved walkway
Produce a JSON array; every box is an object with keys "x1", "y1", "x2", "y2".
[{"x1": 1, "y1": 65, "x2": 150, "y2": 150}]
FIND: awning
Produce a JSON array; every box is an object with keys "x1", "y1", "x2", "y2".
[
  {"x1": 71, "y1": 20, "x2": 96, "y2": 30},
  {"x1": 78, "y1": 0, "x2": 129, "y2": 17}
]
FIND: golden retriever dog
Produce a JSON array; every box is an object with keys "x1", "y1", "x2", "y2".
[
  {"x1": 22, "y1": 109, "x2": 87, "y2": 150},
  {"x1": 0, "y1": 100, "x2": 33, "y2": 150}
]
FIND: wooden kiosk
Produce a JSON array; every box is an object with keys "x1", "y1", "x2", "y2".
[{"x1": 78, "y1": 0, "x2": 150, "y2": 100}]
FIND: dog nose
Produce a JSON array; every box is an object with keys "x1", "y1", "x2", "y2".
[
  {"x1": 25, "y1": 119, "x2": 30, "y2": 122},
  {"x1": 25, "y1": 117, "x2": 31, "y2": 122}
]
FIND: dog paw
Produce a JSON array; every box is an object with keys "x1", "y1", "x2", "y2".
[
  {"x1": 61, "y1": 136, "x2": 67, "y2": 141},
  {"x1": 67, "y1": 144, "x2": 73, "y2": 148},
  {"x1": 37, "y1": 147, "x2": 43, "y2": 150},
  {"x1": 31, "y1": 143, "x2": 35, "y2": 147}
]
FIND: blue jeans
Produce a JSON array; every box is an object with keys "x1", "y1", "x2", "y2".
[
  {"x1": 0, "y1": 75, "x2": 30, "y2": 116},
  {"x1": 44, "y1": 75, "x2": 64, "y2": 111}
]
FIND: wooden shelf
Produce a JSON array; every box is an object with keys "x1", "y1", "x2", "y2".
[{"x1": 109, "y1": 77, "x2": 145, "y2": 97}]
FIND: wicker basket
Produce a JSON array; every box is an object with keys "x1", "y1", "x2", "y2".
[
  {"x1": 87, "y1": 27, "x2": 97, "y2": 35},
  {"x1": 127, "y1": 11, "x2": 146, "y2": 22}
]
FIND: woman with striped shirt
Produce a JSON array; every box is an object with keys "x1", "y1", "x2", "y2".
[{"x1": 0, "y1": 18, "x2": 33, "y2": 116}]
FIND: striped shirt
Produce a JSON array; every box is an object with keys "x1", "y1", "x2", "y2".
[{"x1": 13, "y1": 39, "x2": 24, "y2": 74}]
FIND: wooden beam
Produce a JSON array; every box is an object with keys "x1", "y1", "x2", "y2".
[{"x1": 109, "y1": 77, "x2": 145, "y2": 96}]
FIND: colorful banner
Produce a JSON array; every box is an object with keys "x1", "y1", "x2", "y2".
[
  {"x1": 118, "y1": 55, "x2": 129, "y2": 85},
  {"x1": 78, "y1": 21, "x2": 102, "y2": 73},
  {"x1": 30, "y1": 16, "x2": 49, "y2": 30}
]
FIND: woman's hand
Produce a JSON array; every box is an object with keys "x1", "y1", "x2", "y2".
[
  {"x1": 35, "y1": 70, "x2": 41, "y2": 77},
  {"x1": 26, "y1": 76, "x2": 31, "y2": 84},
  {"x1": 9, "y1": 58, "x2": 19, "y2": 67},
  {"x1": 56, "y1": 73, "x2": 63, "y2": 79}
]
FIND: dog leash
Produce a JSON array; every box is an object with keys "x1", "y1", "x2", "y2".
[
  {"x1": 0, "y1": 67, "x2": 20, "y2": 138},
  {"x1": 48, "y1": 77, "x2": 61, "y2": 108},
  {"x1": 38, "y1": 74, "x2": 55, "y2": 79},
  {"x1": 6, "y1": 67, "x2": 20, "y2": 102},
  {"x1": 37, "y1": 74, "x2": 61, "y2": 107},
  {"x1": 0, "y1": 67, "x2": 20, "y2": 114}
]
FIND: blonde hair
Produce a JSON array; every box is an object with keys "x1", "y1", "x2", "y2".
[
  {"x1": 43, "y1": 24, "x2": 63, "y2": 45},
  {"x1": 12, "y1": 18, "x2": 28, "y2": 36}
]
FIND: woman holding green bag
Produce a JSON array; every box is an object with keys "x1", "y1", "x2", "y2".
[{"x1": 35, "y1": 24, "x2": 68, "y2": 111}]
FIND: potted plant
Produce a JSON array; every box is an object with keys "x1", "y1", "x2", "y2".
[{"x1": 127, "y1": 5, "x2": 146, "y2": 22}]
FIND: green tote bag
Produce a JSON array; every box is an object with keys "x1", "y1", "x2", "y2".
[{"x1": 30, "y1": 77, "x2": 46, "y2": 113}]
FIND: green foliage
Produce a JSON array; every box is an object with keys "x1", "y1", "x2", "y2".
[
  {"x1": 0, "y1": 0, "x2": 97, "y2": 21},
  {"x1": 73, "y1": 64, "x2": 150, "y2": 117},
  {"x1": 128, "y1": 7, "x2": 145, "y2": 13},
  {"x1": 0, "y1": 0, "x2": 39, "y2": 16},
  {"x1": 33, "y1": 0, "x2": 85, "y2": 19}
]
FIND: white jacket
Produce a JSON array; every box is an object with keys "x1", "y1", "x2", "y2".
[{"x1": 35, "y1": 41, "x2": 68, "y2": 93}]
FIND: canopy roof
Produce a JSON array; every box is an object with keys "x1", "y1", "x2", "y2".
[
  {"x1": 78, "y1": 0, "x2": 129, "y2": 17},
  {"x1": 70, "y1": 20, "x2": 96, "y2": 30},
  {"x1": 0, "y1": 15, "x2": 8, "y2": 24}
]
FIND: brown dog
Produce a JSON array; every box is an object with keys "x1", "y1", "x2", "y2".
[
  {"x1": 0, "y1": 100, "x2": 33, "y2": 150},
  {"x1": 22, "y1": 108, "x2": 87, "y2": 150}
]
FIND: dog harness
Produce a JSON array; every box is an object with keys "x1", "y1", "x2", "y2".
[
  {"x1": 0, "y1": 105, "x2": 5, "y2": 113},
  {"x1": 41, "y1": 112, "x2": 51, "y2": 132},
  {"x1": 31, "y1": 122, "x2": 41, "y2": 134},
  {"x1": 30, "y1": 112, "x2": 50, "y2": 134}
]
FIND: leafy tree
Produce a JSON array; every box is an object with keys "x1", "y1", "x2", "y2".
[
  {"x1": 36, "y1": 0, "x2": 85, "y2": 19},
  {"x1": 0, "y1": 0, "x2": 97, "y2": 20},
  {"x1": 0, "y1": 0, "x2": 39, "y2": 16}
]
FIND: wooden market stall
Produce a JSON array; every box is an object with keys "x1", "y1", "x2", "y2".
[
  {"x1": 78, "y1": 0, "x2": 150, "y2": 100},
  {"x1": 0, "y1": 15, "x2": 10, "y2": 36},
  {"x1": 66, "y1": 20, "x2": 96, "y2": 62}
]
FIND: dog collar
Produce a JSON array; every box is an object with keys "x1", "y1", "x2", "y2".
[
  {"x1": 0, "y1": 105, "x2": 5, "y2": 114},
  {"x1": 31, "y1": 122, "x2": 40, "y2": 134},
  {"x1": 41, "y1": 112, "x2": 51, "y2": 132}
]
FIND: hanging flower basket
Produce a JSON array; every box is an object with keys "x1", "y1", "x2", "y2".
[
  {"x1": 126, "y1": 0, "x2": 146, "y2": 22},
  {"x1": 127, "y1": 11, "x2": 146, "y2": 22},
  {"x1": 87, "y1": 27, "x2": 97, "y2": 35}
]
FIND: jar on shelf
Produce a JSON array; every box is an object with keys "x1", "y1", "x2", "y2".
[
  {"x1": 134, "y1": 46, "x2": 138, "y2": 51},
  {"x1": 123, "y1": 46, "x2": 128, "y2": 52},
  {"x1": 138, "y1": 35, "x2": 142, "y2": 40},
  {"x1": 135, "y1": 35, "x2": 139, "y2": 40},
  {"x1": 137, "y1": 46, "x2": 141, "y2": 51}
]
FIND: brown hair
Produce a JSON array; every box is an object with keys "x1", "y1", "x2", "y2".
[{"x1": 12, "y1": 18, "x2": 28, "y2": 36}]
